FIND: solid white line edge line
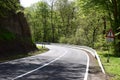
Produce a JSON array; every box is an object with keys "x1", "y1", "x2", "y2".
[
  {"x1": 12, "y1": 51, "x2": 67, "y2": 80},
  {"x1": 54, "y1": 44, "x2": 105, "y2": 80},
  {"x1": 54, "y1": 43, "x2": 105, "y2": 74},
  {"x1": 84, "y1": 51, "x2": 90, "y2": 80},
  {"x1": 55, "y1": 45, "x2": 90, "y2": 80},
  {"x1": 80, "y1": 48, "x2": 105, "y2": 74}
]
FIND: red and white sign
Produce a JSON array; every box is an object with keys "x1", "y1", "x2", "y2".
[{"x1": 106, "y1": 29, "x2": 115, "y2": 42}]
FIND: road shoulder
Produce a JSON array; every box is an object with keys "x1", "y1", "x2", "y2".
[{"x1": 85, "y1": 51, "x2": 110, "y2": 80}]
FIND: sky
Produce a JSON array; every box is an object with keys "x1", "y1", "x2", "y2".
[
  {"x1": 20, "y1": 0, "x2": 41, "y2": 7},
  {"x1": 20, "y1": 0, "x2": 74, "y2": 7}
]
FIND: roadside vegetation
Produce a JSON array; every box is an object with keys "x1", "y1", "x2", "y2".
[
  {"x1": 0, "y1": 28, "x2": 15, "y2": 41},
  {"x1": 23, "y1": 0, "x2": 120, "y2": 79},
  {"x1": 0, "y1": 0, "x2": 119, "y2": 79},
  {"x1": 25, "y1": 0, "x2": 120, "y2": 56},
  {"x1": 0, "y1": 45, "x2": 49, "y2": 63},
  {"x1": 97, "y1": 50, "x2": 120, "y2": 80}
]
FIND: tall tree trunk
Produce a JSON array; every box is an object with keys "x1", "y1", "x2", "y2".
[
  {"x1": 60, "y1": 10, "x2": 66, "y2": 37},
  {"x1": 102, "y1": 16, "x2": 106, "y2": 34},
  {"x1": 112, "y1": 0, "x2": 120, "y2": 56},
  {"x1": 51, "y1": 0, "x2": 55, "y2": 42}
]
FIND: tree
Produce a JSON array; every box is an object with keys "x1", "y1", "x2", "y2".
[
  {"x1": 0, "y1": 0, "x2": 21, "y2": 18},
  {"x1": 54, "y1": 0, "x2": 77, "y2": 37},
  {"x1": 25, "y1": 1, "x2": 51, "y2": 42},
  {"x1": 76, "y1": 0, "x2": 120, "y2": 56},
  {"x1": 25, "y1": 0, "x2": 118, "y2": 53}
]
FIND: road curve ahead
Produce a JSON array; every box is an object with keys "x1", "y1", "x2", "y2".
[{"x1": 0, "y1": 44, "x2": 89, "y2": 80}]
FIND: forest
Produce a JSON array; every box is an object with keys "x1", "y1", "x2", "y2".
[
  {"x1": 0, "y1": 0, "x2": 120, "y2": 79},
  {"x1": 24, "y1": 0, "x2": 120, "y2": 56}
]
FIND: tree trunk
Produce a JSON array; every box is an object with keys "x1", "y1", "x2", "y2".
[
  {"x1": 112, "y1": 0, "x2": 120, "y2": 56},
  {"x1": 51, "y1": 1, "x2": 55, "y2": 42},
  {"x1": 102, "y1": 16, "x2": 106, "y2": 34}
]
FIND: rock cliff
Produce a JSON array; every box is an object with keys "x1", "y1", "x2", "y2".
[{"x1": 0, "y1": 0, "x2": 37, "y2": 57}]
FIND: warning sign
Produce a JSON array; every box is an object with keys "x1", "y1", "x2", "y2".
[{"x1": 106, "y1": 29, "x2": 115, "y2": 42}]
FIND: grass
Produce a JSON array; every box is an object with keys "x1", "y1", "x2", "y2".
[
  {"x1": 97, "y1": 50, "x2": 120, "y2": 80},
  {"x1": 0, "y1": 45, "x2": 49, "y2": 63},
  {"x1": 27, "y1": 45, "x2": 49, "y2": 56}
]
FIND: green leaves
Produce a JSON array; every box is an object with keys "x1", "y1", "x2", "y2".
[
  {"x1": 77, "y1": 0, "x2": 120, "y2": 55},
  {"x1": 0, "y1": 0, "x2": 21, "y2": 17},
  {"x1": 0, "y1": 28, "x2": 15, "y2": 41},
  {"x1": 25, "y1": 0, "x2": 77, "y2": 42},
  {"x1": 24, "y1": 0, "x2": 120, "y2": 55}
]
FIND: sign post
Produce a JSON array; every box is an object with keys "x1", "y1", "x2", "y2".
[{"x1": 106, "y1": 29, "x2": 115, "y2": 63}]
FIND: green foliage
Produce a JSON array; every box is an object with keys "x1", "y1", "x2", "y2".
[
  {"x1": 23, "y1": 0, "x2": 120, "y2": 79},
  {"x1": 59, "y1": 37, "x2": 67, "y2": 43},
  {"x1": 25, "y1": 0, "x2": 77, "y2": 43},
  {"x1": 25, "y1": 1, "x2": 51, "y2": 42},
  {"x1": 0, "y1": 28, "x2": 15, "y2": 41},
  {"x1": 24, "y1": 0, "x2": 106, "y2": 47},
  {"x1": 77, "y1": 0, "x2": 120, "y2": 56},
  {"x1": 95, "y1": 35, "x2": 107, "y2": 50},
  {"x1": 24, "y1": 0, "x2": 119, "y2": 57},
  {"x1": 0, "y1": 0, "x2": 21, "y2": 17},
  {"x1": 97, "y1": 51, "x2": 120, "y2": 80}
]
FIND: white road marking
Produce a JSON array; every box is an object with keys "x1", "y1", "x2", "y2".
[
  {"x1": 12, "y1": 51, "x2": 67, "y2": 80},
  {"x1": 69, "y1": 47, "x2": 90, "y2": 80},
  {"x1": 61, "y1": 46, "x2": 90, "y2": 80},
  {"x1": 84, "y1": 51, "x2": 90, "y2": 80}
]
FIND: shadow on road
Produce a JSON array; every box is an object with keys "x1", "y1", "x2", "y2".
[
  {"x1": 0, "y1": 59, "x2": 87, "y2": 80},
  {"x1": 18, "y1": 61, "x2": 86, "y2": 80}
]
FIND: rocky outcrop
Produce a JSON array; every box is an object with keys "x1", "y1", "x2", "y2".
[{"x1": 0, "y1": 2, "x2": 37, "y2": 56}]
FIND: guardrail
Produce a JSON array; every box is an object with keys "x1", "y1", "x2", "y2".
[{"x1": 75, "y1": 46, "x2": 105, "y2": 74}]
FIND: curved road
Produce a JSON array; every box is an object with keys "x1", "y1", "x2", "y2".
[{"x1": 0, "y1": 44, "x2": 89, "y2": 80}]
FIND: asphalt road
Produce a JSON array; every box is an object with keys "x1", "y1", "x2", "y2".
[{"x1": 0, "y1": 44, "x2": 89, "y2": 80}]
